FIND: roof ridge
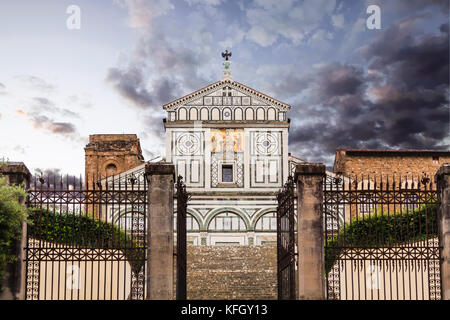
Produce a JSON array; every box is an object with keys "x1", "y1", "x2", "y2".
[{"x1": 162, "y1": 80, "x2": 290, "y2": 110}]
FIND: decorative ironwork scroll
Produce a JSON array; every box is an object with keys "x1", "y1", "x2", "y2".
[
  {"x1": 25, "y1": 172, "x2": 148, "y2": 300},
  {"x1": 276, "y1": 176, "x2": 296, "y2": 300},
  {"x1": 324, "y1": 173, "x2": 442, "y2": 300}
]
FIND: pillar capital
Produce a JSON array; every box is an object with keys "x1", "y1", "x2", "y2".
[
  {"x1": 294, "y1": 163, "x2": 325, "y2": 181},
  {"x1": 0, "y1": 162, "x2": 31, "y2": 188},
  {"x1": 145, "y1": 162, "x2": 175, "y2": 178}
]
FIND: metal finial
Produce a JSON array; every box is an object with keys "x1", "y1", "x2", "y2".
[{"x1": 221, "y1": 50, "x2": 232, "y2": 61}]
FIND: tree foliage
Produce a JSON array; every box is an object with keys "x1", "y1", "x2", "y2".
[
  {"x1": 0, "y1": 176, "x2": 28, "y2": 292},
  {"x1": 27, "y1": 208, "x2": 145, "y2": 273},
  {"x1": 325, "y1": 204, "x2": 439, "y2": 274}
]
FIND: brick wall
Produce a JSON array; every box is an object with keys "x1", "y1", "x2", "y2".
[
  {"x1": 334, "y1": 149, "x2": 450, "y2": 179},
  {"x1": 84, "y1": 134, "x2": 144, "y2": 180},
  {"x1": 185, "y1": 245, "x2": 277, "y2": 300}
]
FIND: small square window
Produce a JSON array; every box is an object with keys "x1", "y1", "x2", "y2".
[
  {"x1": 222, "y1": 165, "x2": 233, "y2": 182},
  {"x1": 432, "y1": 156, "x2": 439, "y2": 165}
]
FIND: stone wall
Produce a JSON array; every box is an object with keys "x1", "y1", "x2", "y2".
[
  {"x1": 334, "y1": 149, "x2": 450, "y2": 179},
  {"x1": 84, "y1": 134, "x2": 144, "y2": 180},
  {"x1": 186, "y1": 245, "x2": 277, "y2": 300}
]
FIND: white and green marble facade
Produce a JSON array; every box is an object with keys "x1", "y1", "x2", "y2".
[
  {"x1": 163, "y1": 66, "x2": 300, "y2": 245},
  {"x1": 105, "y1": 65, "x2": 313, "y2": 245}
]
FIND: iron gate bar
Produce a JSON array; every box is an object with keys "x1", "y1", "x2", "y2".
[
  {"x1": 324, "y1": 173, "x2": 442, "y2": 300},
  {"x1": 25, "y1": 172, "x2": 148, "y2": 300},
  {"x1": 276, "y1": 176, "x2": 296, "y2": 300},
  {"x1": 176, "y1": 175, "x2": 190, "y2": 300}
]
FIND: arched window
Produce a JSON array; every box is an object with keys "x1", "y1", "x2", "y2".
[
  {"x1": 223, "y1": 107, "x2": 232, "y2": 120},
  {"x1": 187, "y1": 214, "x2": 200, "y2": 231},
  {"x1": 254, "y1": 212, "x2": 277, "y2": 231},
  {"x1": 256, "y1": 108, "x2": 265, "y2": 120},
  {"x1": 211, "y1": 108, "x2": 220, "y2": 120},
  {"x1": 174, "y1": 213, "x2": 201, "y2": 232},
  {"x1": 245, "y1": 108, "x2": 254, "y2": 120},
  {"x1": 189, "y1": 108, "x2": 198, "y2": 120},
  {"x1": 105, "y1": 163, "x2": 118, "y2": 177},
  {"x1": 200, "y1": 108, "x2": 209, "y2": 120},
  {"x1": 267, "y1": 108, "x2": 276, "y2": 120},
  {"x1": 234, "y1": 108, "x2": 243, "y2": 120},
  {"x1": 208, "y1": 212, "x2": 247, "y2": 232},
  {"x1": 178, "y1": 108, "x2": 187, "y2": 120}
]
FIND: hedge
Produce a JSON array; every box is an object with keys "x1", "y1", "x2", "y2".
[
  {"x1": 27, "y1": 208, "x2": 145, "y2": 273},
  {"x1": 325, "y1": 204, "x2": 438, "y2": 274},
  {"x1": 0, "y1": 176, "x2": 28, "y2": 292}
]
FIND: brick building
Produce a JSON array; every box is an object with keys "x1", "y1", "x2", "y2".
[
  {"x1": 333, "y1": 149, "x2": 450, "y2": 180},
  {"x1": 84, "y1": 134, "x2": 144, "y2": 181}
]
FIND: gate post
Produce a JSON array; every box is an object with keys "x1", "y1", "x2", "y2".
[
  {"x1": 0, "y1": 162, "x2": 30, "y2": 300},
  {"x1": 436, "y1": 164, "x2": 450, "y2": 300},
  {"x1": 145, "y1": 162, "x2": 175, "y2": 300},
  {"x1": 294, "y1": 163, "x2": 325, "y2": 300}
]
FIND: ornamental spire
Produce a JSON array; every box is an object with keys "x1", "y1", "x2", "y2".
[{"x1": 221, "y1": 50, "x2": 232, "y2": 81}]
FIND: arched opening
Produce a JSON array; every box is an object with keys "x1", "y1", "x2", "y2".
[
  {"x1": 256, "y1": 108, "x2": 265, "y2": 120},
  {"x1": 208, "y1": 211, "x2": 247, "y2": 232},
  {"x1": 178, "y1": 108, "x2": 187, "y2": 120},
  {"x1": 189, "y1": 108, "x2": 198, "y2": 120},
  {"x1": 200, "y1": 108, "x2": 209, "y2": 120},
  {"x1": 245, "y1": 108, "x2": 254, "y2": 120},
  {"x1": 211, "y1": 108, "x2": 220, "y2": 120},
  {"x1": 254, "y1": 211, "x2": 277, "y2": 245},
  {"x1": 267, "y1": 108, "x2": 276, "y2": 120},
  {"x1": 234, "y1": 108, "x2": 243, "y2": 120},
  {"x1": 105, "y1": 163, "x2": 118, "y2": 177},
  {"x1": 254, "y1": 212, "x2": 277, "y2": 232}
]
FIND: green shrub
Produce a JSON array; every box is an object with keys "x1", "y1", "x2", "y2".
[
  {"x1": 0, "y1": 176, "x2": 28, "y2": 292},
  {"x1": 27, "y1": 208, "x2": 145, "y2": 273},
  {"x1": 325, "y1": 204, "x2": 438, "y2": 274}
]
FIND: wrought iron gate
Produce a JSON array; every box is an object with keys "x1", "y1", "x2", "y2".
[
  {"x1": 25, "y1": 172, "x2": 148, "y2": 300},
  {"x1": 324, "y1": 173, "x2": 442, "y2": 300},
  {"x1": 176, "y1": 176, "x2": 189, "y2": 300},
  {"x1": 276, "y1": 176, "x2": 296, "y2": 300}
]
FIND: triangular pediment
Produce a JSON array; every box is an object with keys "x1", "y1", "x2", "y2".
[{"x1": 162, "y1": 80, "x2": 290, "y2": 112}]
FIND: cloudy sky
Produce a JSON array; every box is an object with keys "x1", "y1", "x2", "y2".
[{"x1": 0, "y1": 0, "x2": 448, "y2": 176}]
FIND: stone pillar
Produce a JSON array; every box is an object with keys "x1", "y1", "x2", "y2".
[
  {"x1": 294, "y1": 163, "x2": 325, "y2": 300},
  {"x1": 145, "y1": 162, "x2": 175, "y2": 300},
  {"x1": 0, "y1": 162, "x2": 31, "y2": 300},
  {"x1": 436, "y1": 164, "x2": 450, "y2": 300}
]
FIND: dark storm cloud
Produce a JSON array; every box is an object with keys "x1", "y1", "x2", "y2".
[
  {"x1": 288, "y1": 21, "x2": 449, "y2": 165},
  {"x1": 106, "y1": 66, "x2": 154, "y2": 108},
  {"x1": 106, "y1": 30, "x2": 211, "y2": 111},
  {"x1": 369, "y1": 0, "x2": 449, "y2": 15},
  {"x1": 32, "y1": 168, "x2": 83, "y2": 189},
  {"x1": 315, "y1": 63, "x2": 365, "y2": 98},
  {"x1": 106, "y1": 21, "x2": 215, "y2": 156}
]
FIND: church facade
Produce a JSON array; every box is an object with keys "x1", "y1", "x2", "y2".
[{"x1": 85, "y1": 57, "x2": 305, "y2": 245}]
